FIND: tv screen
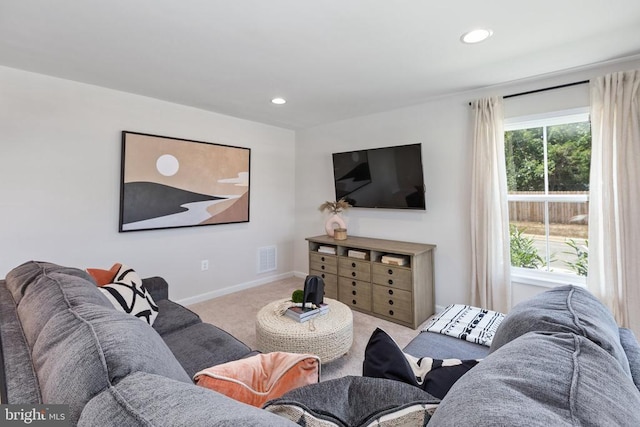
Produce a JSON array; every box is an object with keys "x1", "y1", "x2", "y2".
[{"x1": 332, "y1": 143, "x2": 425, "y2": 210}]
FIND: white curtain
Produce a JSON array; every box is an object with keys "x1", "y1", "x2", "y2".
[
  {"x1": 588, "y1": 70, "x2": 640, "y2": 334},
  {"x1": 470, "y1": 97, "x2": 512, "y2": 313}
]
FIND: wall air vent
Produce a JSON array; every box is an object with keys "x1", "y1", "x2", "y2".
[{"x1": 258, "y1": 245, "x2": 277, "y2": 273}]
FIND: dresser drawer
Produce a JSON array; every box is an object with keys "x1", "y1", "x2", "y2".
[
  {"x1": 338, "y1": 257, "x2": 371, "y2": 281},
  {"x1": 310, "y1": 269, "x2": 337, "y2": 299},
  {"x1": 338, "y1": 280, "x2": 372, "y2": 311},
  {"x1": 338, "y1": 276, "x2": 371, "y2": 295},
  {"x1": 372, "y1": 285, "x2": 412, "y2": 324},
  {"x1": 372, "y1": 263, "x2": 412, "y2": 291},
  {"x1": 310, "y1": 252, "x2": 338, "y2": 274}
]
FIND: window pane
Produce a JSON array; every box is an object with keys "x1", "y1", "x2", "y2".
[
  {"x1": 508, "y1": 203, "x2": 548, "y2": 271},
  {"x1": 547, "y1": 122, "x2": 591, "y2": 191},
  {"x1": 505, "y1": 114, "x2": 591, "y2": 280},
  {"x1": 508, "y1": 200, "x2": 589, "y2": 275},
  {"x1": 548, "y1": 201, "x2": 588, "y2": 276},
  {"x1": 505, "y1": 128, "x2": 544, "y2": 192}
]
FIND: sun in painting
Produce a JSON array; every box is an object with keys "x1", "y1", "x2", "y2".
[{"x1": 156, "y1": 154, "x2": 179, "y2": 177}]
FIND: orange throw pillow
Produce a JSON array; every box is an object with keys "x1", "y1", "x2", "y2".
[
  {"x1": 86, "y1": 263, "x2": 122, "y2": 286},
  {"x1": 194, "y1": 352, "x2": 320, "y2": 407}
]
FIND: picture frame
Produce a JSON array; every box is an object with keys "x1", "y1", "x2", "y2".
[{"x1": 119, "y1": 131, "x2": 250, "y2": 232}]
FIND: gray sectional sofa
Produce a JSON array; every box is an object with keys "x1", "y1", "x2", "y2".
[
  {"x1": 404, "y1": 285, "x2": 640, "y2": 426},
  {"x1": 0, "y1": 261, "x2": 297, "y2": 426},
  {"x1": 2, "y1": 260, "x2": 640, "y2": 426}
]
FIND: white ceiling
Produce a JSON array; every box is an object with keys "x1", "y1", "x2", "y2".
[{"x1": 2, "y1": 1, "x2": 640, "y2": 129}]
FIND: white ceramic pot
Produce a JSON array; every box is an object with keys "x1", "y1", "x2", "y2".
[{"x1": 325, "y1": 214, "x2": 346, "y2": 237}]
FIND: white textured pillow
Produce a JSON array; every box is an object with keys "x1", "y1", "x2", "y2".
[{"x1": 100, "y1": 264, "x2": 158, "y2": 325}]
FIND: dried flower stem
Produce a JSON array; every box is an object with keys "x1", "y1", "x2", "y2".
[{"x1": 318, "y1": 198, "x2": 351, "y2": 214}]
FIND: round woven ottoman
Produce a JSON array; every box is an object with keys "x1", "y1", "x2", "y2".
[{"x1": 255, "y1": 298, "x2": 353, "y2": 363}]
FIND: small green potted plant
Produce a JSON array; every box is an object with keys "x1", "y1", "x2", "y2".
[{"x1": 291, "y1": 289, "x2": 304, "y2": 304}]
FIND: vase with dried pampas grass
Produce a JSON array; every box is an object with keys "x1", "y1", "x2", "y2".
[{"x1": 318, "y1": 199, "x2": 351, "y2": 239}]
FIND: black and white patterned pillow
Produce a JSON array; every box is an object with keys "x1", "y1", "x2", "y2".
[
  {"x1": 100, "y1": 264, "x2": 159, "y2": 325},
  {"x1": 363, "y1": 328, "x2": 480, "y2": 399}
]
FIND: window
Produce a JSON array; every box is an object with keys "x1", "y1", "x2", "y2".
[{"x1": 504, "y1": 109, "x2": 591, "y2": 285}]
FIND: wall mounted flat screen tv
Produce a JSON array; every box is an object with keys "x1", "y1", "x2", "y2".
[{"x1": 332, "y1": 143, "x2": 425, "y2": 210}]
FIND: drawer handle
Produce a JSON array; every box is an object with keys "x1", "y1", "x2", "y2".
[
  {"x1": 388, "y1": 269, "x2": 393, "y2": 275},
  {"x1": 321, "y1": 256, "x2": 325, "y2": 261},
  {"x1": 388, "y1": 289, "x2": 394, "y2": 295},
  {"x1": 389, "y1": 310, "x2": 394, "y2": 316},
  {"x1": 351, "y1": 262, "x2": 356, "y2": 268},
  {"x1": 388, "y1": 279, "x2": 393, "y2": 285},
  {"x1": 388, "y1": 300, "x2": 394, "y2": 305},
  {"x1": 352, "y1": 290, "x2": 357, "y2": 296},
  {"x1": 352, "y1": 299, "x2": 357, "y2": 305},
  {"x1": 321, "y1": 265, "x2": 325, "y2": 270},
  {"x1": 321, "y1": 273, "x2": 325, "y2": 278},
  {"x1": 352, "y1": 272, "x2": 356, "y2": 277},
  {"x1": 352, "y1": 281, "x2": 356, "y2": 286}
]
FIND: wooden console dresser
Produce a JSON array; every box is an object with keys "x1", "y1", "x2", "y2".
[{"x1": 306, "y1": 235, "x2": 436, "y2": 329}]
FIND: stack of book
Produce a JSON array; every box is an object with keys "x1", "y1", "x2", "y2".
[
  {"x1": 348, "y1": 249, "x2": 369, "y2": 260},
  {"x1": 381, "y1": 255, "x2": 409, "y2": 266},
  {"x1": 285, "y1": 303, "x2": 330, "y2": 322},
  {"x1": 317, "y1": 246, "x2": 336, "y2": 255}
]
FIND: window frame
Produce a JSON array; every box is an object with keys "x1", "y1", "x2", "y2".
[{"x1": 504, "y1": 107, "x2": 590, "y2": 288}]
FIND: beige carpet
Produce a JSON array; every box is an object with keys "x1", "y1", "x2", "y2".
[{"x1": 189, "y1": 276, "x2": 432, "y2": 381}]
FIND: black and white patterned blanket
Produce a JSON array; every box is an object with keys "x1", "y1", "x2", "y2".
[{"x1": 423, "y1": 304, "x2": 504, "y2": 347}]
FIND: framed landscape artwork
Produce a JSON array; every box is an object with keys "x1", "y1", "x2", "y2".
[{"x1": 119, "y1": 131, "x2": 250, "y2": 232}]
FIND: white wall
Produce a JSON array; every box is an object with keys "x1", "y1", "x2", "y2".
[
  {"x1": 293, "y1": 56, "x2": 640, "y2": 311},
  {"x1": 3, "y1": 55, "x2": 639, "y2": 309},
  {"x1": 0, "y1": 66, "x2": 296, "y2": 302},
  {"x1": 294, "y1": 96, "x2": 473, "y2": 307}
]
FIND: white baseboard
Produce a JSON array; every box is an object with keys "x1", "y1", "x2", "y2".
[
  {"x1": 176, "y1": 271, "x2": 296, "y2": 306},
  {"x1": 292, "y1": 270, "x2": 308, "y2": 279}
]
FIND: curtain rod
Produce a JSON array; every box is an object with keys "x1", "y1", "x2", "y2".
[
  {"x1": 504, "y1": 80, "x2": 590, "y2": 99},
  {"x1": 468, "y1": 80, "x2": 590, "y2": 105}
]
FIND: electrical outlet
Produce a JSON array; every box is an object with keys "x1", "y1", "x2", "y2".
[{"x1": 201, "y1": 260, "x2": 209, "y2": 271}]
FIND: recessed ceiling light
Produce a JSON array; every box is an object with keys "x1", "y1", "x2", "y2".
[
  {"x1": 460, "y1": 28, "x2": 493, "y2": 44},
  {"x1": 271, "y1": 97, "x2": 286, "y2": 105}
]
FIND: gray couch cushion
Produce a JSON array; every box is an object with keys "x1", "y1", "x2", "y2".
[
  {"x1": 33, "y1": 303, "x2": 191, "y2": 424},
  {"x1": 72, "y1": 304, "x2": 191, "y2": 383},
  {"x1": 0, "y1": 282, "x2": 41, "y2": 404},
  {"x1": 79, "y1": 371, "x2": 298, "y2": 427},
  {"x1": 17, "y1": 272, "x2": 112, "y2": 347},
  {"x1": 429, "y1": 332, "x2": 640, "y2": 426},
  {"x1": 142, "y1": 276, "x2": 169, "y2": 301},
  {"x1": 403, "y1": 331, "x2": 490, "y2": 360},
  {"x1": 490, "y1": 285, "x2": 631, "y2": 377},
  {"x1": 33, "y1": 308, "x2": 110, "y2": 422},
  {"x1": 153, "y1": 299, "x2": 202, "y2": 336},
  {"x1": 620, "y1": 327, "x2": 640, "y2": 392},
  {"x1": 6, "y1": 261, "x2": 99, "y2": 306},
  {"x1": 263, "y1": 376, "x2": 439, "y2": 426},
  {"x1": 162, "y1": 322, "x2": 252, "y2": 378}
]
